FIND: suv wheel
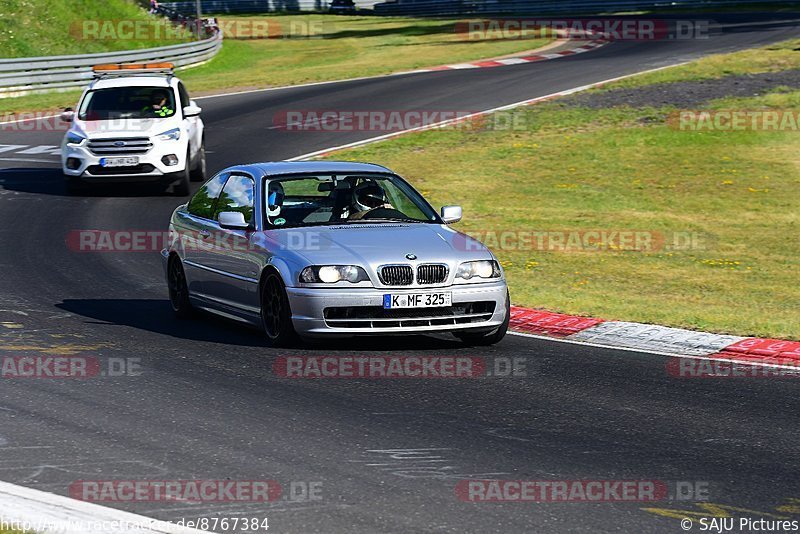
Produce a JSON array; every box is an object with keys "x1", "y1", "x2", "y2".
[{"x1": 172, "y1": 149, "x2": 192, "y2": 196}]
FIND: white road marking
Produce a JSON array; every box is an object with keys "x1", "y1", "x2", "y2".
[
  {"x1": 0, "y1": 157, "x2": 58, "y2": 163},
  {"x1": 0, "y1": 480, "x2": 209, "y2": 533},
  {"x1": 0, "y1": 144, "x2": 28, "y2": 153},
  {"x1": 17, "y1": 145, "x2": 60, "y2": 155}
]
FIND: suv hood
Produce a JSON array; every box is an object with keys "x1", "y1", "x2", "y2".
[{"x1": 71, "y1": 118, "x2": 177, "y2": 139}]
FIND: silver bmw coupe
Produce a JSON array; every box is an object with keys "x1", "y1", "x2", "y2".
[{"x1": 162, "y1": 161, "x2": 509, "y2": 346}]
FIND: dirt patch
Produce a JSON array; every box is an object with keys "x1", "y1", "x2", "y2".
[{"x1": 560, "y1": 69, "x2": 800, "y2": 109}]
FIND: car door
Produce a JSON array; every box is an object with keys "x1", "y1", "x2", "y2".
[
  {"x1": 203, "y1": 173, "x2": 261, "y2": 316},
  {"x1": 177, "y1": 81, "x2": 199, "y2": 160},
  {"x1": 176, "y1": 171, "x2": 229, "y2": 296}
]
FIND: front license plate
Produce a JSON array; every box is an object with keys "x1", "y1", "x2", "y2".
[
  {"x1": 383, "y1": 292, "x2": 452, "y2": 309},
  {"x1": 100, "y1": 157, "x2": 139, "y2": 167}
]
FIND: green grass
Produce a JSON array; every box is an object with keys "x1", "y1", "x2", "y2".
[
  {"x1": 0, "y1": 13, "x2": 551, "y2": 114},
  {"x1": 0, "y1": 0, "x2": 191, "y2": 58},
  {"x1": 320, "y1": 44, "x2": 800, "y2": 340},
  {"x1": 598, "y1": 38, "x2": 800, "y2": 90}
]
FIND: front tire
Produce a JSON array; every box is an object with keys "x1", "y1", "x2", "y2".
[
  {"x1": 260, "y1": 271, "x2": 298, "y2": 347},
  {"x1": 168, "y1": 256, "x2": 194, "y2": 319},
  {"x1": 172, "y1": 150, "x2": 192, "y2": 196},
  {"x1": 456, "y1": 293, "x2": 510, "y2": 346}
]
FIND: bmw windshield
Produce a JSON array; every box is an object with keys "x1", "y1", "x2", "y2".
[{"x1": 264, "y1": 173, "x2": 440, "y2": 228}]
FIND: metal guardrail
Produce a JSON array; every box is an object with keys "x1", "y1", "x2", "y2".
[
  {"x1": 163, "y1": 0, "x2": 799, "y2": 15},
  {"x1": 371, "y1": 0, "x2": 800, "y2": 16},
  {"x1": 0, "y1": 26, "x2": 222, "y2": 98},
  {"x1": 160, "y1": 0, "x2": 379, "y2": 13}
]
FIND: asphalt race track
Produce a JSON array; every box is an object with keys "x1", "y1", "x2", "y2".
[{"x1": 0, "y1": 13, "x2": 799, "y2": 532}]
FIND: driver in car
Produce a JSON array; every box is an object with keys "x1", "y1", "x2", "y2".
[
  {"x1": 142, "y1": 89, "x2": 173, "y2": 117},
  {"x1": 348, "y1": 181, "x2": 395, "y2": 220}
]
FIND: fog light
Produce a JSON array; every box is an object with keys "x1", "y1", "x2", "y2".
[
  {"x1": 66, "y1": 158, "x2": 81, "y2": 170},
  {"x1": 161, "y1": 154, "x2": 179, "y2": 166}
]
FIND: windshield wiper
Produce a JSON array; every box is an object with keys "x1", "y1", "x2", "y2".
[{"x1": 348, "y1": 218, "x2": 425, "y2": 224}]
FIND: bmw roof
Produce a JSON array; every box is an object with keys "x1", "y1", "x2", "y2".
[{"x1": 226, "y1": 161, "x2": 394, "y2": 177}]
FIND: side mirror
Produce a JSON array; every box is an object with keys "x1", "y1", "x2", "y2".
[
  {"x1": 218, "y1": 211, "x2": 249, "y2": 230},
  {"x1": 183, "y1": 102, "x2": 202, "y2": 118},
  {"x1": 440, "y1": 205, "x2": 462, "y2": 224},
  {"x1": 61, "y1": 108, "x2": 74, "y2": 123}
]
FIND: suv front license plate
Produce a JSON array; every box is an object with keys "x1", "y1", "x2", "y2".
[
  {"x1": 100, "y1": 157, "x2": 139, "y2": 167},
  {"x1": 383, "y1": 292, "x2": 452, "y2": 309}
]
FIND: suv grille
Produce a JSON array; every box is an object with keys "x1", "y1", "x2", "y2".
[
  {"x1": 88, "y1": 137, "x2": 153, "y2": 155},
  {"x1": 417, "y1": 264, "x2": 448, "y2": 285},
  {"x1": 379, "y1": 265, "x2": 413, "y2": 286}
]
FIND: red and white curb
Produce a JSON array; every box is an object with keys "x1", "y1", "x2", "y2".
[
  {"x1": 406, "y1": 39, "x2": 609, "y2": 73},
  {"x1": 0, "y1": 481, "x2": 208, "y2": 533},
  {"x1": 510, "y1": 307, "x2": 800, "y2": 368}
]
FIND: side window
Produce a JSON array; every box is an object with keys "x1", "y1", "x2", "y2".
[
  {"x1": 187, "y1": 172, "x2": 229, "y2": 220},
  {"x1": 214, "y1": 174, "x2": 255, "y2": 225},
  {"x1": 177, "y1": 82, "x2": 191, "y2": 110}
]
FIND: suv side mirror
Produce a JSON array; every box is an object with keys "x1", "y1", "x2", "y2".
[
  {"x1": 218, "y1": 211, "x2": 249, "y2": 230},
  {"x1": 61, "y1": 108, "x2": 74, "y2": 122},
  {"x1": 183, "y1": 101, "x2": 202, "y2": 118},
  {"x1": 440, "y1": 205, "x2": 462, "y2": 224}
]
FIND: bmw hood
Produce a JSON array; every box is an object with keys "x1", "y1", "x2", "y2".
[{"x1": 257, "y1": 223, "x2": 494, "y2": 266}]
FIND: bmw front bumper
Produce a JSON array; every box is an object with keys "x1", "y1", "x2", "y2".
[{"x1": 286, "y1": 281, "x2": 509, "y2": 337}]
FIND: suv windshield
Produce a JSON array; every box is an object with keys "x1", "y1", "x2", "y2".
[
  {"x1": 265, "y1": 173, "x2": 439, "y2": 228},
  {"x1": 78, "y1": 86, "x2": 177, "y2": 120}
]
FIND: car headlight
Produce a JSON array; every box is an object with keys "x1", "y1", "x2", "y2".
[
  {"x1": 455, "y1": 260, "x2": 501, "y2": 280},
  {"x1": 156, "y1": 128, "x2": 181, "y2": 141},
  {"x1": 300, "y1": 265, "x2": 370, "y2": 284},
  {"x1": 65, "y1": 131, "x2": 86, "y2": 145}
]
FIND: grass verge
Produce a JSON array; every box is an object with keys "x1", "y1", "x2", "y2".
[
  {"x1": 0, "y1": 13, "x2": 551, "y2": 114},
  {"x1": 0, "y1": 0, "x2": 190, "y2": 58},
  {"x1": 600, "y1": 38, "x2": 800, "y2": 89},
  {"x1": 320, "y1": 43, "x2": 800, "y2": 339}
]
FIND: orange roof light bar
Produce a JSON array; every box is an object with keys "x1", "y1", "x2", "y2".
[{"x1": 92, "y1": 62, "x2": 174, "y2": 72}]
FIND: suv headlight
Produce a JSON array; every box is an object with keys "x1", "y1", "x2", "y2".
[
  {"x1": 65, "y1": 131, "x2": 86, "y2": 145},
  {"x1": 300, "y1": 265, "x2": 370, "y2": 284},
  {"x1": 156, "y1": 128, "x2": 181, "y2": 141},
  {"x1": 455, "y1": 260, "x2": 501, "y2": 281}
]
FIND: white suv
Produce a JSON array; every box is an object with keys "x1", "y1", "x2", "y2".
[{"x1": 61, "y1": 63, "x2": 206, "y2": 195}]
